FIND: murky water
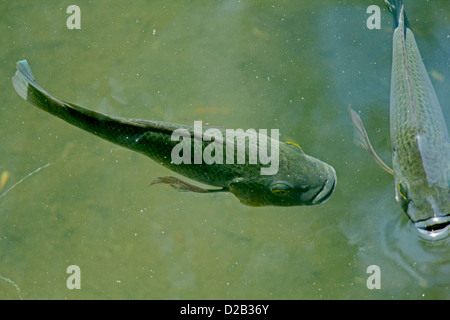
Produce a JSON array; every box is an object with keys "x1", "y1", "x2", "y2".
[{"x1": 0, "y1": 0, "x2": 448, "y2": 299}]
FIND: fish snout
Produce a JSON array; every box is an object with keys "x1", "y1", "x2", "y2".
[
  {"x1": 414, "y1": 216, "x2": 450, "y2": 240},
  {"x1": 311, "y1": 166, "x2": 337, "y2": 205}
]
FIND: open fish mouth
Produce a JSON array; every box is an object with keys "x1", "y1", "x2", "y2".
[
  {"x1": 414, "y1": 216, "x2": 450, "y2": 240},
  {"x1": 312, "y1": 167, "x2": 337, "y2": 205}
]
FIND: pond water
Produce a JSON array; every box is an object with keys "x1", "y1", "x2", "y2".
[{"x1": 0, "y1": 0, "x2": 448, "y2": 299}]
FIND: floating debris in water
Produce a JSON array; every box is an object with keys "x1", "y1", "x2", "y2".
[
  {"x1": 0, "y1": 171, "x2": 10, "y2": 191},
  {"x1": 0, "y1": 163, "x2": 52, "y2": 200},
  {"x1": 430, "y1": 70, "x2": 444, "y2": 82},
  {"x1": 0, "y1": 273, "x2": 23, "y2": 300}
]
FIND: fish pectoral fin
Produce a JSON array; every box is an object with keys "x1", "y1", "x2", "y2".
[
  {"x1": 149, "y1": 176, "x2": 226, "y2": 193},
  {"x1": 227, "y1": 177, "x2": 262, "y2": 206},
  {"x1": 348, "y1": 106, "x2": 394, "y2": 175},
  {"x1": 227, "y1": 177, "x2": 245, "y2": 189}
]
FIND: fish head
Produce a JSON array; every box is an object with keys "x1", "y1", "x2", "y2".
[
  {"x1": 267, "y1": 156, "x2": 337, "y2": 206},
  {"x1": 228, "y1": 143, "x2": 336, "y2": 206},
  {"x1": 395, "y1": 178, "x2": 450, "y2": 240}
]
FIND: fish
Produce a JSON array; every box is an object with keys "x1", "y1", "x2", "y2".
[
  {"x1": 350, "y1": 0, "x2": 449, "y2": 240},
  {"x1": 12, "y1": 60, "x2": 336, "y2": 207}
]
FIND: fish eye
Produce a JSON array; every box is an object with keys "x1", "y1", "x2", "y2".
[
  {"x1": 398, "y1": 182, "x2": 408, "y2": 200},
  {"x1": 398, "y1": 182, "x2": 409, "y2": 211},
  {"x1": 270, "y1": 182, "x2": 292, "y2": 195}
]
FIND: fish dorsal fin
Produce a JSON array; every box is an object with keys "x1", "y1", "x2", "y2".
[{"x1": 285, "y1": 141, "x2": 303, "y2": 152}]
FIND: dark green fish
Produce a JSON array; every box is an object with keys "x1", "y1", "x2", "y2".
[
  {"x1": 350, "y1": 0, "x2": 449, "y2": 240},
  {"x1": 12, "y1": 60, "x2": 336, "y2": 207}
]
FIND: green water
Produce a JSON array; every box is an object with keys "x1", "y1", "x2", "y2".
[{"x1": 0, "y1": 0, "x2": 448, "y2": 299}]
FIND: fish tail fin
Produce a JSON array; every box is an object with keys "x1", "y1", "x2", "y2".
[
  {"x1": 12, "y1": 60, "x2": 152, "y2": 152},
  {"x1": 12, "y1": 60, "x2": 71, "y2": 118},
  {"x1": 12, "y1": 60, "x2": 37, "y2": 100},
  {"x1": 348, "y1": 106, "x2": 394, "y2": 175},
  {"x1": 12, "y1": 60, "x2": 111, "y2": 134},
  {"x1": 384, "y1": 0, "x2": 410, "y2": 30}
]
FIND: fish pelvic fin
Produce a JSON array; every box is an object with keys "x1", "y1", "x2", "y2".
[
  {"x1": 149, "y1": 176, "x2": 227, "y2": 193},
  {"x1": 348, "y1": 107, "x2": 394, "y2": 175}
]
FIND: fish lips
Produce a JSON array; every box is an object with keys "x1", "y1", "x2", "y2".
[
  {"x1": 414, "y1": 216, "x2": 450, "y2": 241},
  {"x1": 311, "y1": 166, "x2": 337, "y2": 205}
]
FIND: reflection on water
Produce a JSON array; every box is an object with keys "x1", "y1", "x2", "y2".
[
  {"x1": 383, "y1": 216, "x2": 450, "y2": 291},
  {"x1": 0, "y1": 0, "x2": 448, "y2": 299}
]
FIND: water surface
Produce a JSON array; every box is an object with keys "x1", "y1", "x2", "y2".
[{"x1": 0, "y1": 0, "x2": 448, "y2": 299}]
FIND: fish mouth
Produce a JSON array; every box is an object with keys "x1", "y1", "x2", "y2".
[
  {"x1": 414, "y1": 216, "x2": 450, "y2": 241},
  {"x1": 311, "y1": 167, "x2": 337, "y2": 204}
]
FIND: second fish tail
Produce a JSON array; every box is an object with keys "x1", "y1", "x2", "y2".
[{"x1": 384, "y1": 0, "x2": 410, "y2": 30}]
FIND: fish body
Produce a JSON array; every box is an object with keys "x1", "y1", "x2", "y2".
[
  {"x1": 387, "y1": 0, "x2": 449, "y2": 238},
  {"x1": 12, "y1": 60, "x2": 336, "y2": 207},
  {"x1": 351, "y1": 1, "x2": 449, "y2": 239}
]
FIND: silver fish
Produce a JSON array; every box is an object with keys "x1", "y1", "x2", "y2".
[{"x1": 350, "y1": 0, "x2": 449, "y2": 240}]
